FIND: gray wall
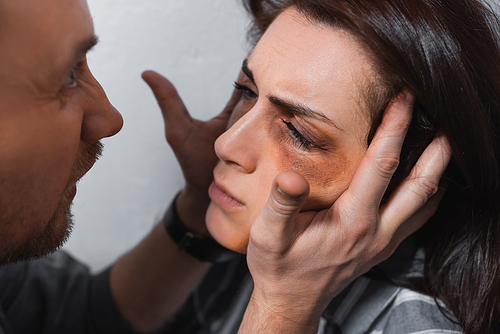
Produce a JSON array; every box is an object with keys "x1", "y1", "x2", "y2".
[{"x1": 62, "y1": 0, "x2": 250, "y2": 272}]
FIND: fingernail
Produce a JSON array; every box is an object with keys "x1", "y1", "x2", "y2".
[
  {"x1": 405, "y1": 92, "x2": 415, "y2": 106},
  {"x1": 277, "y1": 186, "x2": 287, "y2": 196}
]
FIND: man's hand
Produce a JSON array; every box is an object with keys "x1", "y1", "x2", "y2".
[
  {"x1": 110, "y1": 72, "x2": 242, "y2": 333},
  {"x1": 240, "y1": 92, "x2": 452, "y2": 333},
  {"x1": 142, "y1": 70, "x2": 242, "y2": 235}
]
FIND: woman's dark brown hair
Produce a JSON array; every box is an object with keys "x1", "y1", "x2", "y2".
[{"x1": 242, "y1": 0, "x2": 500, "y2": 333}]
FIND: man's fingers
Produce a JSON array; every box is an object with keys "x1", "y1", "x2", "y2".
[
  {"x1": 142, "y1": 70, "x2": 191, "y2": 128},
  {"x1": 380, "y1": 133, "x2": 452, "y2": 241},
  {"x1": 251, "y1": 171, "x2": 310, "y2": 253},
  {"x1": 345, "y1": 92, "x2": 414, "y2": 213},
  {"x1": 391, "y1": 187, "x2": 446, "y2": 249}
]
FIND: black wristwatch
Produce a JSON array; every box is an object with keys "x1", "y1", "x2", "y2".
[{"x1": 163, "y1": 193, "x2": 237, "y2": 263}]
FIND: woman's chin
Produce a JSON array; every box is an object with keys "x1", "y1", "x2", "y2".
[{"x1": 206, "y1": 203, "x2": 250, "y2": 254}]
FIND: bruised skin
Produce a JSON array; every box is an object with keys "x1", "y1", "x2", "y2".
[
  {"x1": 208, "y1": 125, "x2": 366, "y2": 253},
  {"x1": 206, "y1": 8, "x2": 373, "y2": 253},
  {"x1": 275, "y1": 121, "x2": 356, "y2": 211}
]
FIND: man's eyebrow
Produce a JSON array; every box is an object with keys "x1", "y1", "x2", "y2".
[
  {"x1": 57, "y1": 35, "x2": 98, "y2": 81},
  {"x1": 75, "y1": 35, "x2": 99, "y2": 59},
  {"x1": 242, "y1": 59, "x2": 255, "y2": 84},
  {"x1": 268, "y1": 95, "x2": 344, "y2": 130}
]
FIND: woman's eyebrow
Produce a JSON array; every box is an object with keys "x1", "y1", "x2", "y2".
[
  {"x1": 242, "y1": 59, "x2": 342, "y2": 130},
  {"x1": 267, "y1": 95, "x2": 344, "y2": 131},
  {"x1": 242, "y1": 59, "x2": 255, "y2": 84}
]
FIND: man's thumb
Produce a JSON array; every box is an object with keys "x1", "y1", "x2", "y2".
[{"x1": 258, "y1": 171, "x2": 310, "y2": 238}]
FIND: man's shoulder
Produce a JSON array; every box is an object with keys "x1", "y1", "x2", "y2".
[
  {"x1": 0, "y1": 251, "x2": 88, "y2": 279},
  {"x1": 0, "y1": 251, "x2": 90, "y2": 305},
  {"x1": 0, "y1": 251, "x2": 93, "y2": 334}
]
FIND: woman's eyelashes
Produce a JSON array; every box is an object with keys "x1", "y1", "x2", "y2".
[
  {"x1": 233, "y1": 82, "x2": 258, "y2": 100},
  {"x1": 281, "y1": 118, "x2": 327, "y2": 151},
  {"x1": 281, "y1": 118, "x2": 313, "y2": 150},
  {"x1": 233, "y1": 81, "x2": 326, "y2": 152}
]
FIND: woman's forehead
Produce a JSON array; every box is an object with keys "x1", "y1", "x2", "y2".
[{"x1": 247, "y1": 7, "x2": 374, "y2": 130}]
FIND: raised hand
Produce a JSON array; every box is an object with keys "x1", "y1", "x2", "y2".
[
  {"x1": 142, "y1": 71, "x2": 242, "y2": 234},
  {"x1": 110, "y1": 73, "x2": 243, "y2": 333},
  {"x1": 240, "y1": 92, "x2": 452, "y2": 333}
]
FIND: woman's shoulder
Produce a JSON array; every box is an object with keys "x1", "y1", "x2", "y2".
[
  {"x1": 376, "y1": 287, "x2": 463, "y2": 334},
  {"x1": 321, "y1": 277, "x2": 463, "y2": 334}
]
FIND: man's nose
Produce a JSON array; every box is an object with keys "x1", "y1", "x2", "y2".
[
  {"x1": 80, "y1": 76, "x2": 123, "y2": 143},
  {"x1": 214, "y1": 108, "x2": 263, "y2": 173}
]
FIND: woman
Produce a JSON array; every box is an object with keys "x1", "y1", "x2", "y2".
[{"x1": 153, "y1": 0, "x2": 500, "y2": 333}]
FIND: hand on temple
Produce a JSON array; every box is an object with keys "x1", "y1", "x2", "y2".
[
  {"x1": 142, "y1": 70, "x2": 243, "y2": 235},
  {"x1": 240, "y1": 92, "x2": 452, "y2": 334}
]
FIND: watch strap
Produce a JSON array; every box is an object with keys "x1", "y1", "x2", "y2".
[{"x1": 163, "y1": 194, "x2": 237, "y2": 263}]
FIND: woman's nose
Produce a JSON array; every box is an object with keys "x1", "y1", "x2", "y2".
[
  {"x1": 214, "y1": 110, "x2": 262, "y2": 173},
  {"x1": 80, "y1": 76, "x2": 123, "y2": 143}
]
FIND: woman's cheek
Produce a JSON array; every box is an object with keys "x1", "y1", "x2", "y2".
[
  {"x1": 206, "y1": 204, "x2": 253, "y2": 253},
  {"x1": 276, "y1": 144, "x2": 356, "y2": 211}
]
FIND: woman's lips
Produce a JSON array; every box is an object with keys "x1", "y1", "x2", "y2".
[{"x1": 209, "y1": 181, "x2": 244, "y2": 211}]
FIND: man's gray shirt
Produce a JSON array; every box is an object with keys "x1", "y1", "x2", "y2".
[{"x1": 0, "y1": 252, "x2": 136, "y2": 334}]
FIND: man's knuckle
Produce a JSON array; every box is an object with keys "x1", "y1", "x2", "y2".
[
  {"x1": 416, "y1": 177, "x2": 439, "y2": 200},
  {"x1": 374, "y1": 237, "x2": 397, "y2": 261},
  {"x1": 347, "y1": 218, "x2": 375, "y2": 242},
  {"x1": 374, "y1": 155, "x2": 400, "y2": 177},
  {"x1": 272, "y1": 199, "x2": 297, "y2": 217}
]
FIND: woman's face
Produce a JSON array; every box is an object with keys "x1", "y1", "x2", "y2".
[{"x1": 207, "y1": 8, "x2": 375, "y2": 253}]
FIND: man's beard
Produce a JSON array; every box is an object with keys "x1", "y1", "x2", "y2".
[
  {"x1": 1, "y1": 203, "x2": 75, "y2": 265},
  {"x1": 0, "y1": 142, "x2": 103, "y2": 265}
]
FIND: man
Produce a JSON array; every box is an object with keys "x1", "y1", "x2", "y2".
[{"x1": 0, "y1": 0, "x2": 450, "y2": 333}]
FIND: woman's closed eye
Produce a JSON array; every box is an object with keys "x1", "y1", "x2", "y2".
[
  {"x1": 281, "y1": 118, "x2": 313, "y2": 150},
  {"x1": 233, "y1": 81, "x2": 326, "y2": 152},
  {"x1": 281, "y1": 118, "x2": 327, "y2": 151}
]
